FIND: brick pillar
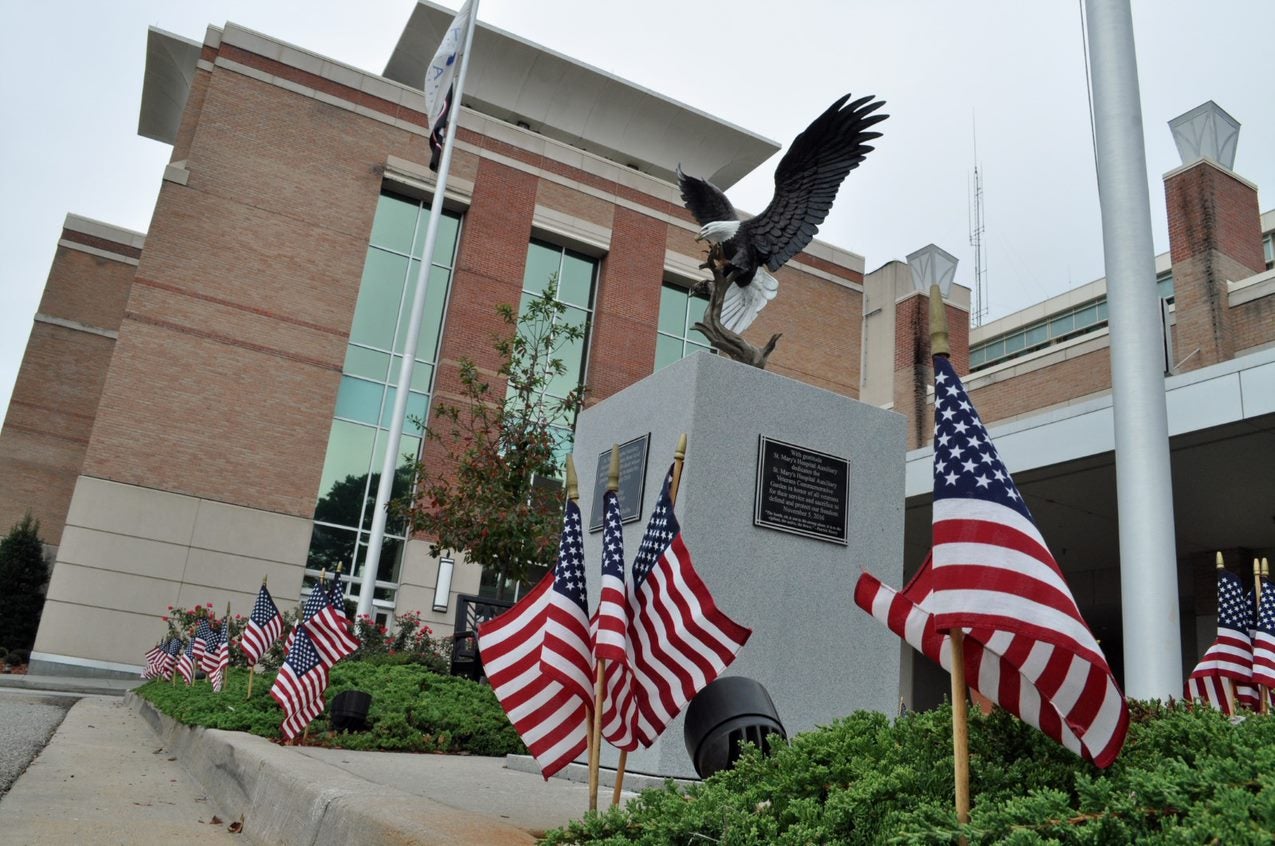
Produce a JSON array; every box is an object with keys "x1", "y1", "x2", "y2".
[
  {"x1": 421, "y1": 158, "x2": 538, "y2": 477},
  {"x1": 588, "y1": 207, "x2": 665, "y2": 404},
  {"x1": 892, "y1": 291, "x2": 970, "y2": 450},
  {"x1": 1164, "y1": 160, "x2": 1264, "y2": 371}
]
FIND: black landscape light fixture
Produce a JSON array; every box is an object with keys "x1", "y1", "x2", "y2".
[
  {"x1": 330, "y1": 690, "x2": 372, "y2": 732},
  {"x1": 683, "y1": 676, "x2": 787, "y2": 779}
]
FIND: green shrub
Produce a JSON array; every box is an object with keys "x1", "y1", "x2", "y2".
[
  {"x1": 542, "y1": 700, "x2": 1275, "y2": 845},
  {"x1": 0, "y1": 513, "x2": 51, "y2": 653},
  {"x1": 135, "y1": 662, "x2": 525, "y2": 757}
]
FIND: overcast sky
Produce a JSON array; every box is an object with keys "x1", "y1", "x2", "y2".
[{"x1": 2, "y1": 1, "x2": 1271, "y2": 423}]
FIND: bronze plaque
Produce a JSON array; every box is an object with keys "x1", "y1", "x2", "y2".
[{"x1": 754, "y1": 436, "x2": 849, "y2": 545}]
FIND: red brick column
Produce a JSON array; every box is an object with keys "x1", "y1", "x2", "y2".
[
  {"x1": 1164, "y1": 161, "x2": 1264, "y2": 371},
  {"x1": 587, "y1": 207, "x2": 665, "y2": 404},
  {"x1": 892, "y1": 292, "x2": 970, "y2": 449}
]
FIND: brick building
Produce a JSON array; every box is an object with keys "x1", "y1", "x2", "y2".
[{"x1": 1, "y1": 3, "x2": 1272, "y2": 686}]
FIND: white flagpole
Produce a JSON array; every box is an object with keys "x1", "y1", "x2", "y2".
[
  {"x1": 1082, "y1": 0, "x2": 1182, "y2": 700},
  {"x1": 356, "y1": 0, "x2": 481, "y2": 623}
]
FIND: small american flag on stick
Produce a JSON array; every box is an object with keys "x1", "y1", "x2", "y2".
[
  {"x1": 478, "y1": 499, "x2": 593, "y2": 779},
  {"x1": 1186, "y1": 565, "x2": 1255, "y2": 713},
  {"x1": 270, "y1": 627, "x2": 330, "y2": 740},
  {"x1": 240, "y1": 584, "x2": 283, "y2": 666}
]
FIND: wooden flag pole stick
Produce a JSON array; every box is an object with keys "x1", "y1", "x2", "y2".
[
  {"x1": 1217, "y1": 553, "x2": 1237, "y2": 714},
  {"x1": 587, "y1": 450, "x2": 618, "y2": 812},
  {"x1": 1254, "y1": 558, "x2": 1267, "y2": 715},
  {"x1": 949, "y1": 628, "x2": 972, "y2": 828},
  {"x1": 611, "y1": 433, "x2": 687, "y2": 808}
]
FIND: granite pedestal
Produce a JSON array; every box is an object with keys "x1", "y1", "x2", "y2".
[{"x1": 572, "y1": 352, "x2": 906, "y2": 779}]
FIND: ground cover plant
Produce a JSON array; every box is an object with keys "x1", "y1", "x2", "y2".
[
  {"x1": 136, "y1": 662, "x2": 525, "y2": 757},
  {"x1": 542, "y1": 700, "x2": 1275, "y2": 845}
]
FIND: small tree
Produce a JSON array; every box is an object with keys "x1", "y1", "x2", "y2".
[
  {"x1": 396, "y1": 283, "x2": 586, "y2": 598},
  {"x1": 0, "y1": 513, "x2": 51, "y2": 652}
]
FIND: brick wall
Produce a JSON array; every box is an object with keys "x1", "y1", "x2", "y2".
[
  {"x1": 891, "y1": 293, "x2": 971, "y2": 448},
  {"x1": 0, "y1": 240, "x2": 136, "y2": 544}
]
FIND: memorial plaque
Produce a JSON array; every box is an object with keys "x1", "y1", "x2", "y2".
[
  {"x1": 754, "y1": 436, "x2": 849, "y2": 544},
  {"x1": 588, "y1": 433, "x2": 650, "y2": 531}
]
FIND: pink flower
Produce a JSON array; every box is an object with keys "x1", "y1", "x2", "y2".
[
  {"x1": 206, "y1": 602, "x2": 214, "y2": 608},
  {"x1": 161, "y1": 616, "x2": 169, "y2": 622},
  {"x1": 167, "y1": 605, "x2": 173, "y2": 610}
]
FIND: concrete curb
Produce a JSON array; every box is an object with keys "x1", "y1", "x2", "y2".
[
  {"x1": 504, "y1": 754, "x2": 697, "y2": 794},
  {"x1": 0, "y1": 674, "x2": 142, "y2": 697},
  {"x1": 126, "y1": 691, "x2": 536, "y2": 845}
]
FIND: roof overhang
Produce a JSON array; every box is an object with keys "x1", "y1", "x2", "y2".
[
  {"x1": 138, "y1": 27, "x2": 202, "y2": 145},
  {"x1": 384, "y1": 1, "x2": 780, "y2": 189}
]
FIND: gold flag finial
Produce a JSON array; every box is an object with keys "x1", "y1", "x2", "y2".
[
  {"x1": 1216, "y1": 551, "x2": 1225, "y2": 570},
  {"x1": 565, "y1": 455, "x2": 579, "y2": 502},
  {"x1": 675, "y1": 432, "x2": 688, "y2": 462},
  {"x1": 607, "y1": 444, "x2": 620, "y2": 492},
  {"x1": 262, "y1": 574, "x2": 268, "y2": 587},
  {"x1": 929, "y1": 284, "x2": 950, "y2": 359}
]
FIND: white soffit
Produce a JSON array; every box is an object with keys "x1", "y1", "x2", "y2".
[
  {"x1": 139, "y1": 27, "x2": 202, "y2": 144},
  {"x1": 384, "y1": 1, "x2": 779, "y2": 189}
]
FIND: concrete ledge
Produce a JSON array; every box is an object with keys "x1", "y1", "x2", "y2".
[
  {"x1": 504, "y1": 754, "x2": 696, "y2": 794},
  {"x1": 126, "y1": 692, "x2": 535, "y2": 845}
]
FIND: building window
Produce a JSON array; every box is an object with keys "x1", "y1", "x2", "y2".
[
  {"x1": 1156, "y1": 271, "x2": 1175, "y2": 304},
  {"x1": 655, "y1": 283, "x2": 714, "y2": 371},
  {"x1": 518, "y1": 240, "x2": 598, "y2": 467},
  {"x1": 306, "y1": 191, "x2": 462, "y2": 616},
  {"x1": 1264, "y1": 232, "x2": 1274, "y2": 271}
]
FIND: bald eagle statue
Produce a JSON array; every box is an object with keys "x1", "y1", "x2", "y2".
[{"x1": 677, "y1": 93, "x2": 887, "y2": 336}]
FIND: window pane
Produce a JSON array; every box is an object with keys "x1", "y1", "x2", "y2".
[
  {"x1": 1096, "y1": 301, "x2": 1108, "y2": 321},
  {"x1": 1004, "y1": 332, "x2": 1026, "y2": 354},
  {"x1": 351, "y1": 537, "x2": 404, "y2": 585},
  {"x1": 1050, "y1": 313, "x2": 1074, "y2": 336},
  {"x1": 984, "y1": 339, "x2": 1004, "y2": 361},
  {"x1": 655, "y1": 334, "x2": 684, "y2": 371},
  {"x1": 411, "y1": 208, "x2": 461, "y2": 265},
  {"x1": 558, "y1": 252, "x2": 595, "y2": 308},
  {"x1": 1157, "y1": 274, "x2": 1175, "y2": 300},
  {"x1": 380, "y1": 386, "x2": 430, "y2": 433},
  {"x1": 306, "y1": 523, "x2": 358, "y2": 574},
  {"x1": 344, "y1": 346, "x2": 390, "y2": 382},
  {"x1": 686, "y1": 293, "x2": 709, "y2": 329},
  {"x1": 658, "y1": 285, "x2": 686, "y2": 336},
  {"x1": 1074, "y1": 305, "x2": 1098, "y2": 328},
  {"x1": 369, "y1": 193, "x2": 418, "y2": 253},
  {"x1": 314, "y1": 420, "x2": 377, "y2": 525},
  {"x1": 335, "y1": 376, "x2": 385, "y2": 425},
  {"x1": 687, "y1": 326, "x2": 712, "y2": 347},
  {"x1": 387, "y1": 356, "x2": 433, "y2": 393},
  {"x1": 1025, "y1": 324, "x2": 1048, "y2": 347},
  {"x1": 523, "y1": 243, "x2": 561, "y2": 298},
  {"x1": 392, "y1": 262, "x2": 451, "y2": 359},
  {"x1": 970, "y1": 346, "x2": 986, "y2": 368},
  {"x1": 350, "y1": 249, "x2": 408, "y2": 350},
  {"x1": 686, "y1": 340, "x2": 712, "y2": 355}
]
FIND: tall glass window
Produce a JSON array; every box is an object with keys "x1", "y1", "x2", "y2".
[
  {"x1": 518, "y1": 240, "x2": 598, "y2": 468},
  {"x1": 655, "y1": 283, "x2": 713, "y2": 371},
  {"x1": 306, "y1": 191, "x2": 462, "y2": 621}
]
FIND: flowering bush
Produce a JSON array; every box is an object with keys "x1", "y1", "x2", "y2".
[
  {"x1": 352, "y1": 610, "x2": 449, "y2": 672},
  {"x1": 162, "y1": 603, "x2": 251, "y2": 667}
]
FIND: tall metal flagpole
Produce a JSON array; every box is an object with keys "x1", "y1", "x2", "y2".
[
  {"x1": 356, "y1": 0, "x2": 481, "y2": 623},
  {"x1": 1083, "y1": 0, "x2": 1182, "y2": 699}
]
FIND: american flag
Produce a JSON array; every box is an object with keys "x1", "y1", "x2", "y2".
[
  {"x1": 210, "y1": 621, "x2": 230, "y2": 693},
  {"x1": 192, "y1": 617, "x2": 215, "y2": 673},
  {"x1": 478, "y1": 500, "x2": 593, "y2": 779},
  {"x1": 857, "y1": 355, "x2": 1127, "y2": 768},
  {"x1": 617, "y1": 467, "x2": 752, "y2": 749},
  {"x1": 176, "y1": 639, "x2": 196, "y2": 686},
  {"x1": 1252, "y1": 577, "x2": 1275, "y2": 692},
  {"x1": 270, "y1": 626, "x2": 330, "y2": 740},
  {"x1": 594, "y1": 489, "x2": 640, "y2": 750},
  {"x1": 305, "y1": 580, "x2": 360, "y2": 667},
  {"x1": 160, "y1": 637, "x2": 182, "y2": 681},
  {"x1": 240, "y1": 584, "x2": 284, "y2": 666},
  {"x1": 142, "y1": 643, "x2": 165, "y2": 679},
  {"x1": 1186, "y1": 569, "x2": 1255, "y2": 713},
  {"x1": 285, "y1": 581, "x2": 330, "y2": 656}
]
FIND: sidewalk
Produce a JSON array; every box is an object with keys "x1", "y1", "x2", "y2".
[
  {"x1": 0, "y1": 677, "x2": 677, "y2": 845},
  {"x1": 0, "y1": 673, "x2": 142, "y2": 697}
]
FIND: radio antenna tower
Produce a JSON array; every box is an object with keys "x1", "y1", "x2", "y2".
[{"x1": 968, "y1": 115, "x2": 988, "y2": 326}]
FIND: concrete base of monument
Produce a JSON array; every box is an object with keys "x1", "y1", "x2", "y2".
[{"x1": 572, "y1": 351, "x2": 907, "y2": 779}]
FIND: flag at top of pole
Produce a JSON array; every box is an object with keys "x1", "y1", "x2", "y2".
[
  {"x1": 425, "y1": 0, "x2": 474, "y2": 171},
  {"x1": 355, "y1": 0, "x2": 480, "y2": 624}
]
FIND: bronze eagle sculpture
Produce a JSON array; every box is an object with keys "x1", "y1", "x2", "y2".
[{"x1": 677, "y1": 93, "x2": 887, "y2": 344}]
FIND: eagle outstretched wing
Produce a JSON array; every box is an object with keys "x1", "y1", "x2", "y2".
[
  {"x1": 740, "y1": 94, "x2": 887, "y2": 272},
  {"x1": 675, "y1": 166, "x2": 737, "y2": 226}
]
